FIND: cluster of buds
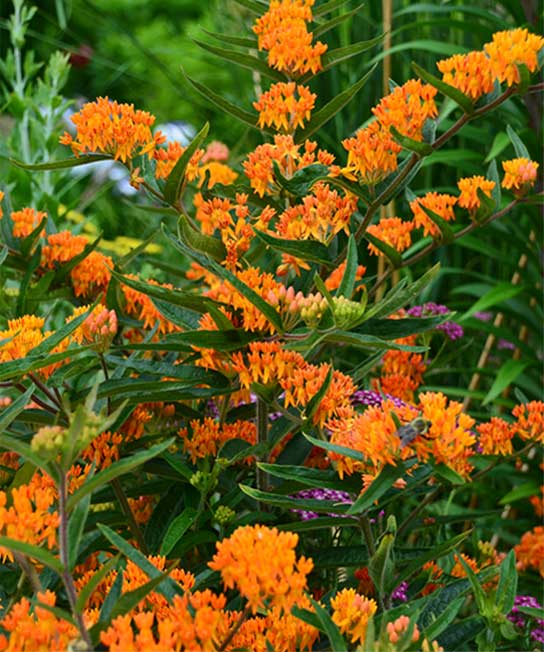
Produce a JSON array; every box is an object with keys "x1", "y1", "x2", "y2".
[
  {"x1": 299, "y1": 292, "x2": 328, "y2": 328},
  {"x1": 31, "y1": 425, "x2": 66, "y2": 459},
  {"x1": 386, "y1": 615, "x2": 420, "y2": 646},
  {"x1": 214, "y1": 505, "x2": 235, "y2": 526},
  {"x1": 80, "y1": 305, "x2": 118, "y2": 352},
  {"x1": 332, "y1": 295, "x2": 366, "y2": 328}
]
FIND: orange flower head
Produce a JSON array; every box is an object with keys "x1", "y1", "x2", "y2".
[
  {"x1": 367, "y1": 217, "x2": 415, "y2": 256},
  {"x1": 512, "y1": 401, "x2": 543, "y2": 443},
  {"x1": 515, "y1": 526, "x2": 544, "y2": 577},
  {"x1": 437, "y1": 51, "x2": 495, "y2": 100},
  {"x1": 501, "y1": 158, "x2": 539, "y2": 196},
  {"x1": 70, "y1": 251, "x2": 113, "y2": 298},
  {"x1": 209, "y1": 524, "x2": 313, "y2": 613},
  {"x1": 484, "y1": 28, "x2": 544, "y2": 86},
  {"x1": 0, "y1": 315, "x2": 45, "y2": 364},
  {"x1": 330, "y1": 588, "x2": 377, "y2": 644},
  {"x1": 60, "y1": 96, "x2": 165, "y2": 162},
  {"x1": 342, "y1": 121, "x2": 400, "y2": 185},
  {"x1": 41, "y1": 231, "x2": 88, "y2": 268},
  {"x1": 457, "y1": 176, "x2": 496, "y2": 212},
  {"x1": 374, "y1": 336, "x2": 427, "y2": 402},
  {"x1": 410, "y1": 192, "x2": 457, "y2": 238},
  {"x1": 254, "y1": 82, "x2": 316, "y2": 131},
  {"x1": 253, "y1": 0, "x2": 327, "y2": 77},
  {"x1": 70, "y1": 304, "x2": 118, "y2": 351},
  {"x1": 121, "y1": 275, "x2": 180, "y2": 335},
  {"x1": 179, "y1": 418, "x2": 256, "y2": 463},
  {"x1": 476, "y1": 417, "x2": 514, "y2": 455},
  {"x1": 10, "y1": 208, "x2": 47, "y2": 239},
  {"x1": 372, "y1": 79, "x2": 438, "y2": 141},
  {"x1": 325, "y1": 260, "x2": 366, "y2": 292},
  {"x1": 153, "y1": 140, "x2": 203, "y2": 180}
]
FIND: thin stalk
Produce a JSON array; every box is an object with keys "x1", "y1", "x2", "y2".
[
  {"x1": 13, "y1": 382, "x2": 58, "y2": 416},
  {"x1": 110, "y1": 478, "x2": 149, "y2": 555},
  {"x1": 28, "y1": 373, "x2": 63, "y2": 411},
  {"x1": 255, "y1": 397, "x2": 269, "y2": 494},
  {"x1": 12, "y1": 552, "x2": 42, "y2": 594},
  {"x1": 217, "y1": 606, "x2": 251, "y2": 652}
]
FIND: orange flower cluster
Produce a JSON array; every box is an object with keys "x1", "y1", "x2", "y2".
[
  {"x1": 276, "y1": 182, "x2": 356, "y2": 243},
  {"x1": 232, "y1": 607, "x2": 319, "y2": 652},
  {"x1": 253, "y1": 0, "x2": 327, "y2": 77},
  {"x1": 254, "y1": 82, "x2": 316, "y2": 131},
  {"x1": 515, "y1": 526, "x2": 544, "y2": 577},
  {"x1": 484, "y1": 28, "x2": 544, "y2": 86},
  {"x1": 457, "y1": 175, "x2": 495, "y2": 212},
  {"x1": 121, "y1": 275, "x2": 180, "y2": 334},
  {"x1": 325, "y1": 260, "x2": 366, "y2": 292},
  {"x1": 374, "y1": 336, "x2": 427, "y2": 402},
  {"x1": 60, "y1": 96, "x2": 165, "y2": 162},
  {"x1": 10, "y1": 207, "x2": 47, "y2": 238},
  {"x1": 367, "y1": 217, "x2": 415, "y2": 256},
  {"x1": 0, "y1": 314, "x2": 46, "y2": 364},
  {"x1": 387, "y1": 615, "x2": 421, "y2": 645},
  {"x1": 512, "y1": 400, "x2": 544, "y2": 442},
  {"x1": 476, "y1": 417, "x2": 513, "y2": 455},
  {"x1": 41, "y1": 230, "x2": 88, "y2": 267},
  {"x1": 437, "y1": 51, "x2": 495, "y2": 101},
  {"x1": 0, "y1": 474, "x2": 58, "y2": 562},
  {"x1": 82, "y1": 430, "x2": 123, "y2": 468},
  {"x1": 243, "y1": 134, "x2": 335, "y2": 197},
  {"x1": 501, "y1": 157, "x2": 539, "y2": 195},
  {"x1": 410, "y1": 192, "x2": 457, "y2": 238},
  {"x1": 179, "y1": 418, "x2": 256, "y2": 463},
  {"x1": 0, "y1": 591, "x2": 79, "y2": 652},
  {"x1": 372, "y1": 79, "x2": 438, "y2": 141},
  {"x1": 342, "y1": 122, "x2": 400, "y2": 185},
  {"x1": 330, "y1": 588, "x2": 377, "y2": 644},
  {"x1": 209, "y1": 524, "x2": 313, "y2": 613},
  {"x1": 153, "y1": 140, "x2": 203, "y2": 180}
]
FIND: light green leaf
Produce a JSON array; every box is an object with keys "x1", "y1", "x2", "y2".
[
  {"x1": 164, "y1": 122, "x2": 209, "y2": 205},
  {"x1": 10, "y1": 154, "x2": 112, "y2": 171},
  {"x1": 0, "y1": 536, "x2": 63, "y2": 573},
  {"x1": 483, "y1": 360, "x2": 529, "y2": 405}
]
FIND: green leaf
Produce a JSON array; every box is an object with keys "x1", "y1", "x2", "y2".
[
  {"x1": 76, "y1": 554, "x2": 121, "y2": 611},
  {"x1": 313, "y1": 3, "x2": 366, "y2": 37},
  {"x1": 54, "y1": 234, "x2": 104, "y2": 282},
  {"x1": 314, "y1": 174, "x2": 371, "y2": 204},
  {"x1": 108, "y1": 572, "x2": 175, "y2": 622},
  {"x1": 0, "y1": 434, "x2": 57, "y2": 480},
  {"x1": 313, "y1": 0, "x2": 351, "y2": 16},
  {"x1": 192, "y1": 39, "x2": 286, "y2": 81},
  {"x1": 255, "y1": 229, "x2": 331, "y2": 265},
  {"x1": 256, "y1": 463, "x2": 358, "y2": 492},
  {"x1": 364, "y1": 231, "x2": 402, "y2": 267},
  {"x1": 357, "y1": 316, "x2": 448, "y2": 339},
  {"x1": 506, "y1": 125, "x2": 530, "y2": 159},
  {"x1": 457, "y1": 555, "x2": 487, "y2": 615},
  {"x1": 499, "y1": 481, "x2": 540, "y2": 505},
  {"x1": 300, "y1": 63, "x2": 377, "y2": 140},
  {"x1": 432, "y1": 464, "x2": 466, "y2": 486},
  {"x1": 423, "y1": 596, "x2": 465, "y2": 642},
  {"x1": 515, "y1": 62, "x2": 531, "y2": 94},
  {"x1": 164, "y1": 122, "x2": 209, "y2": 205},
  {"x1": 369, "y1": 518, "x2": 396, "y2": 598},
  {"x1": 67, "y1": 492, "x2": 92, "y2": 570},
  {"x1": 347, "y1": 464, "x2": 406, "y2": 515},
  {"x1": 10, "y1": 154, "x2": 112, "y2": 171},
  {"x1": 412, "y1": 62, "x2": 474, "y2": 114},
  {"x1": 273, "y1": 162, "x2": 329, "y2": 198},
  {"x1": 0, "y1": 537, "x2": 63, "y2": 573},
  {"x1": 482, "y1": 360, "x2": 529, "y2": 405},
  {"x1": 486, "y1": 159, "x2": 502, "y2": 209},
  {"x1": 201, "y1": 29, "x2": 257, "y2": 49},
  {"x1": 496, "y1": 550, "x2": 517, "y2": 615},
  {"x1": 517, "y1": 606, "x2": 544, "y2": 620},
  {"x1": 309, "y1": 544, "x2": 368, "y2": 567},
  {"x1": 239, "y1": 484, "x2": 352, "y2": 513},
  {"x1": 338, "y1": 235, "x2": 358, "y2": 298},
  {"x1": 415, "y1": 203, "x2": 455, "y2": 244},
  {"x1": 484, "y1": 132, "x2": 509, "y2": 163},
  {"x1": 390, "y1": 125, "x2": 434, "y2": 156},
  {"x1": 310, "y1": 598, "x2": 348, "y2": 652},
  {"x1": 0, "y1": 386, "x2": 34, "y2": 433},
  {"x1": 323, "y1": 330, "x2": 427, "y2": 352},
  {"x1": 67, "y1": 439, "x2": 175, "y2": 510},
  {"x1": 160, "y1": 508, "x2": 197, "y2": 557},
  {"x1": 320, "y1": 36, "x2": 384, "y2": 73},
  {"x1": 178, "y1": 215, "x2": 227, "y2": 262},
  {"x1": 303, "y1": 432, "x2": 365, "y2": 462},
  {"x1": 20, "y1": 217, "x2": 47, "y2": 257},
  {"x1": 97, "y1": 523, "x2": 180, "y2": 601},
  {"x1": 459, "y1": 283, "x2": 524, "y2": 321}
]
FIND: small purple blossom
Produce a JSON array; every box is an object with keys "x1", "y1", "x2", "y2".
[
  {"x1": 351, "y1": 390, "x2": 406, "y2": 409},
  {"x1": 291, "y1": 488, "x2": 353, "y2": 521},
  {"x1": 391, "y1": 581, "x2": 409, "y2": 603},
  {"x1": 508, "y1": 595, "x2": 544, "y2": 638},
  {"x1": 498, "y1": 338, "x2": 516, "y2": 351},
  {"x1": 407, "y1": 302, "x2": 464, "y2": 341},
  {"x1": 474, "y1": 311, "x2": 493, "y2": 322},
  {"x1": 531, "y1": 627, "x2": 544, "y2": 644}
]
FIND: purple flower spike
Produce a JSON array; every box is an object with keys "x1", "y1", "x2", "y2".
[{"x1": 291, "y1": 488, "x2": 353, "y2": 521}]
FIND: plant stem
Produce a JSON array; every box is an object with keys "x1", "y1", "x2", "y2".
[
  {"x1": 110, "y1": 478, "x2": 149, "y2": 555},
  {"x1": 255, "y1": 397, "x2": 269, "y2": 495},
  {"x1": 12, "y1": 552, "x2": 42, "y2": 594},
  {"x1": 217, "y1": 606, "x2": 251, "y2": 652},
  {"x1": 57, "y1": 468, "x2": 92, "y2": 648}
]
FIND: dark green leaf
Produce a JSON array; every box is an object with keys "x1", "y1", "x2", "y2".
[
  {"x1": 323, "y1": 330, "x2": 427, "y2": 352},
  {"x1": 201, "y1": 29, "x2": 257, "y2": 48},
  {"x1": 0, "y1": 537, "x2": 63, "y2": 573},
  {"x1": 433, "y1": 464, "x2": 466, "y2": 485},
  {"x1": 76, "y1": 554, "x2": 121, "y2": 611},
  {"x1": 160, "y1": 508, "x2": 197, "y2": 556},
  {"x1": 0, "y1": 386, "x2": 34, "y2": 433},
  {"x1": 506, "y1": 125, "x2": 530, "y2": 159},
  {"x1": 303, "y1": 432, "x2": 365, "y2": 462},
  {"x1": 273, "y1": 163, "x2": 329, "y2": 198},
  {"x1": 338, "y1": 235, "x2": 358, "y2": 298},
  {"x1": 10, "y1": 154, "x2": 112, "y2": 171},
  {"x1": 67, "y1": 492, "x2": 92, "y2": 570},
  {"x1": 178, "y1": 215, "x2": 227, "y2": 262},
  {"x1": 496, "y1": 550, "x2": 517, "y2": 615},
  {"x1": 483, "y1": 360, "x2": 528, "y2": 405},
  {"x1": 320, "y1": 36, "x2": 384, "y2": 73},
  {"x1": 313, "y1": 3, "x2": 366, "y2": 37},
  {"x1": 390, "y1": 125, "x2": 434, "y2": 156},
  {"x1": 423, "y1": 597, "x2": 465, "y2": 641},
  {"x1": 364, "y1": 231, "x2": 402, "y2": 267},
  {"x1": 255, "y1": 229, "x2": 331, "y2": 265},
  {"x1": 164, "y1": 122, "x2": 210, "y2": 205},
  {"x1": 239, "y1": 484, "x2": 352, "y2": 513},
  {"x1": 459, "y1": 283, "x2": 524, "y2": 321},
  {"x1": 256, "y1": 464, "x2": 358, "y2": 491},
  {"x1": 348, "y1": 464, "x2": 406, "y2": 515},
  {"x1": 412, "y1": 62, "x2": 474, "y2": 114},
  {"x1": 310, "y1": 598, "x2": 347, "y2": 652},
  {"x1": 499, "y1": 481, "x2": 540, "y2": 505},
  {"x1": 416, "y1": 203, "x2": 456, "y2": 244}
]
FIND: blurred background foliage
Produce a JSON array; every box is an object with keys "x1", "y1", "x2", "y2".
[{"x1": 0, "y1": 0, "x2": 542, "y2": 414}]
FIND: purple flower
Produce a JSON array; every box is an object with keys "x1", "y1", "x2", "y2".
[
  {"x1": 531, "y1": 627, "x2": 544, "y2": 644},
  {"x1": 351, "y1": 390, "x2": 406, "y2": 409},
  {"x1": 498, "y1": 338, "x2": 516, "y2": 351},
  {"x1": 391, "y1": 581, "x2": 408, "y2": 603},
  {"x1": 407, "y1": 302, "x2": 463, "y2": 341},
  {"x1": 474, "y1": 311, "x2": 493, "y2": 322},
  {"x1": 291, "y1": 488, "x2": 353, "y2": 521},
  {"x1": 508, "y1": 595, "x2": 544, "y2": 633}
]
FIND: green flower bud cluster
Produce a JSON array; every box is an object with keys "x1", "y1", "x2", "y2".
[
  {"x1": 31, "y1": 425, "x2": 66, "y2": 458},
  {"x1": 80, "y1": 412, "x2": 104, "y2": 450},
  {"x1": 332, "y1": 295, "x2": 365, "y2": 328},
  {"x1": 214, "y1": 505, "x2": 235, "y2": 525},
  {"x1": 299, "y1": 292, "x2": 328, "y2": 327}
]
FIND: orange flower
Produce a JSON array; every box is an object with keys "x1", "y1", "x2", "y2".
[
  {"x1": 436, "y1": 51, "x2": 495, "y2": 100},
  {"x1": 512, "y1": 401, "x2": 544, "y2": 443},
  {"x1": 342, "y1": 121, "x2": 400, "y2": 185},
  {"x1": 70, "y1": 303, "x2": 118, "y2": 351},
  {"x1": 121, "y1": 275, "x2": 180, "y2": 335},
  {"x1": 253, "y1": 0, "x2": 327, "y2": 77},
  {"x1": 153, "y1": 140, "x2": 203, "y2": 180},
  {"x1": 410, "y1": 192, "x2": 457, "y2": 238},
  {"x1": 82, "y1": 430, "x2": 123, "y2": 468},
  {"x1": 209, "y1": 524, "x2": 313, "y2": 613},
  {"x1": 457, "y1": 176, "x2": 495, "y2": 212},
  {"x1": 231, "y1": 341, "x2": 305, "y2": 388},
  {"x1": 501, "y1": 158, "x2": 539, "y2": 195},
  {"x1": 60, "y1": 96, "x2": 165, "y2": 162},
  {"x1": 451, "y1": 553, "x2": 479, "y2": 578},
  {"x1": 367, "y1": 217, "x2": 415, "y2": 256},
  {"x1": 254, "y1": 82, "x2": 316, "y2": 131},
  {"x1": 10, "y1": 208, "x2": 47, "y2": 238},
  {"x1": 372, "y1": 79, "x2": 438, "y2": 141},
  {"x1": 476, "y1": 417, "x2": 514, "y2": 455},
  {"x1": 70, "y1": 250, "x2": 113, "y2": 298},
  {"x1": 325, "y1": 260, "x2": 366, "y2": 292},
  {"x1": 374, "y1": 336, "x2": 427, "y2": 402},
  {"x1": 197, "y1": 161, "x2": 238, "y2": 189},
  {"x1": 0, "y1": 315, "x2": 45, "y2": 364},
  {"x1": 179, "y1": 418, "x2": 256, "y2": 463},
  {"x1": 330, "y1": 588, "x2": 377, "y2": 644},
  {"x1": 0, "y1": 591, "x2": 79, "y2": 652},
  {"x1": 530, "y1": 486, "x2": 544, "y2": 518},
  {"x1": 484, "y1": 28, "x2": 544, "y2": 86},
  {"x1": 41, "y1": 231, "x2": 88, "y2": 268},
  {"x1": 515, "y1": 526, "x2": 544, "y2": 577}
]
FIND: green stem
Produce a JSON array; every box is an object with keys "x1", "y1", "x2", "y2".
[{"x1": 255, "y1": 397, "x2": 269, "y2": 495}]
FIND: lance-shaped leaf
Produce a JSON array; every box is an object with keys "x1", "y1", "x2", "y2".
[
  {"x1": 299, "y1": 63, "x2": 377, "y2": 140},
  {"x1": 178, "y1": 215, "x2": 226, "y2": 262},
  {"x1": 0, "y1": 386, "x2": 34, "y2": 433},
  {"x1": 313, "y1": 0, "x2": 350, "y2": 15},
  {"x1": 67, "y1": 492, "x2": 92, "y2": 570},
  {"x1": 423, "y1": 597, "x2": 465, "y2": 642},
  {"x1": 257, "y1": 463, "x2": 360, "y2": 492},
  {"x1": 482, "y1": 360, "x2": 528, "y2": 406},
  {"x1": 318, "y1": 35, "x2": 384, "y2": 73},
  {"x1": 54, "y1": 234, "x2": 103, "y2": 282},
  {"x1": 416, "y1": 202, "x2": 456, "y2": 243},
  {"x1": 303, "y1": 432, "x2": 365, "y2": 462},
  {"x1": 255, "y1": 229, "x2": 331, "y2": 265},
  {"x1": 412, "y1": 62, "x2": 474, "y2": 114},
  {"x1": 369, "y1": 516, "x2": 396, "y2": 598},
  {"x1": 496, "y1": 550, "x2": 518, "y2": 615},
  {"x1": 515, "y1": 62, "x2": 531, "y2": 94},
  {"x1": 164, "y1": 122, "x2": 209, "y2": 205},
  {"x1": 348, "y1": 465, "x2": 406, "y2": 515},
  {"x1": 231, "y1": 0, "x2": 268, "y2": 12},
  {"x1": 181, "y1": 68, "x2": 259, "y2": 130},
  {"x1": 473, "y1": 187, "x2": 496, "y2": 222},
  {"x1": 192, "y1": 39, "x2": 286, "y2": 81},
  {"x1": 338, "y1": 235, "x2": 359, "y2": 298},
  {"x1": 323, "y1": 330, "x2": 426, "y2": 352},
  {"x1": 364, "y1": 231, "x2": 403, "y2": 267},
  {"x1": 10, "y1": 154, "x2": 112, "y2": 171},
  {"x1": 272, "y1": 162, "x2": 329, "y2": 199},
  {"x1": 160, "y1": 507, "x2": 198, "y2": 557},
  {"x1": 310, "y1": 598, "x2": 348, "y2": 652},
  {"x1": 486, "y1": 159, "x2": 502, "y2": 208},
  {"x1": 390, "y1": 125, "x2": 434, "y2": 157},
  {"x1": 76, "y1": 554, "x2": 121, "y2": 611},
  {"x1": 357, "y1": 315, "x2": 449, "y2": 339},
  {"x1": 312, "y1": 174, "x2": 371, "y2": 204},
  {"x1": 20, "y1": 217, "x2": 47, "y2": 257},
  {"x1": 239, "y1": 484, "x2": 353, "y2": 513},
  {"x1": 201, "y1": 29, "x2": 257, "y2": 48},
  {"x1": 0, "y1": 537, "x2": 63, "y2": 573},
  {"x1": 313, "y1": 2, "x2": 366, "y2": 37},
  {"x1": 506, "y1": 124, "x2": 530, "y2": 159}
]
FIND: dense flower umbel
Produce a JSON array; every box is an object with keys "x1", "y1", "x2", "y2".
[
  {"x1": 484, "y1": 28, "x2": 544, "y2": 86},
  {"x1": 179, "y1": 418, "x2": 256, "y2": 463},
  {"x1": 253, "y1": 0, "x2": 327, "y2": 77},
  {"x1": 457, "y1": 175, "x2": 496, "y2": 213},
  {"x1": 437, "y1": 51, "x2": 495, "y2": 100},
  {"x1": 374, "y1": 336, "x2": 427, "y2": 402},
  {"x1": 121, "y1": 275, "x2": 180, "y2": 335},
  {"x1": 0, "y1": 314, "x2": 45, "y2": 363},
  {"x1": 410, "y1": 192, "x2": 457, "y2": 238},
  {"x1": 331, "y1": 588, "x2": 377, "y2": 644},
  {"x1": 476, "y1": 417, "x2": 514, "y2": 455},
  {"x1": 342, "y1": 121, "x2": 400, "y2": 185},
  {"x1": 254, "y1": 82, "x2": 316, "y2": 131},
  {"x1": 209, "y1": 525, "x2": 313, "y2": 613},
  {"x1": 501, "y1": 157, "x2": 539, "y2": 195},
  {"x1": 512, "y1": 401, "x2": 544, "y2": 443},
  {"x1": 10, "y1": 207, "x2": 47, "y2": 238},
  {"x1": 515, "y1": 526, "x2": 544, "y2": 577},
  {"x1": 367, "y1": 217, "x2": 415, "y2": 256},
  {"x1": 60, "y1": 96, "x2": 165, "y2": 162}
]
